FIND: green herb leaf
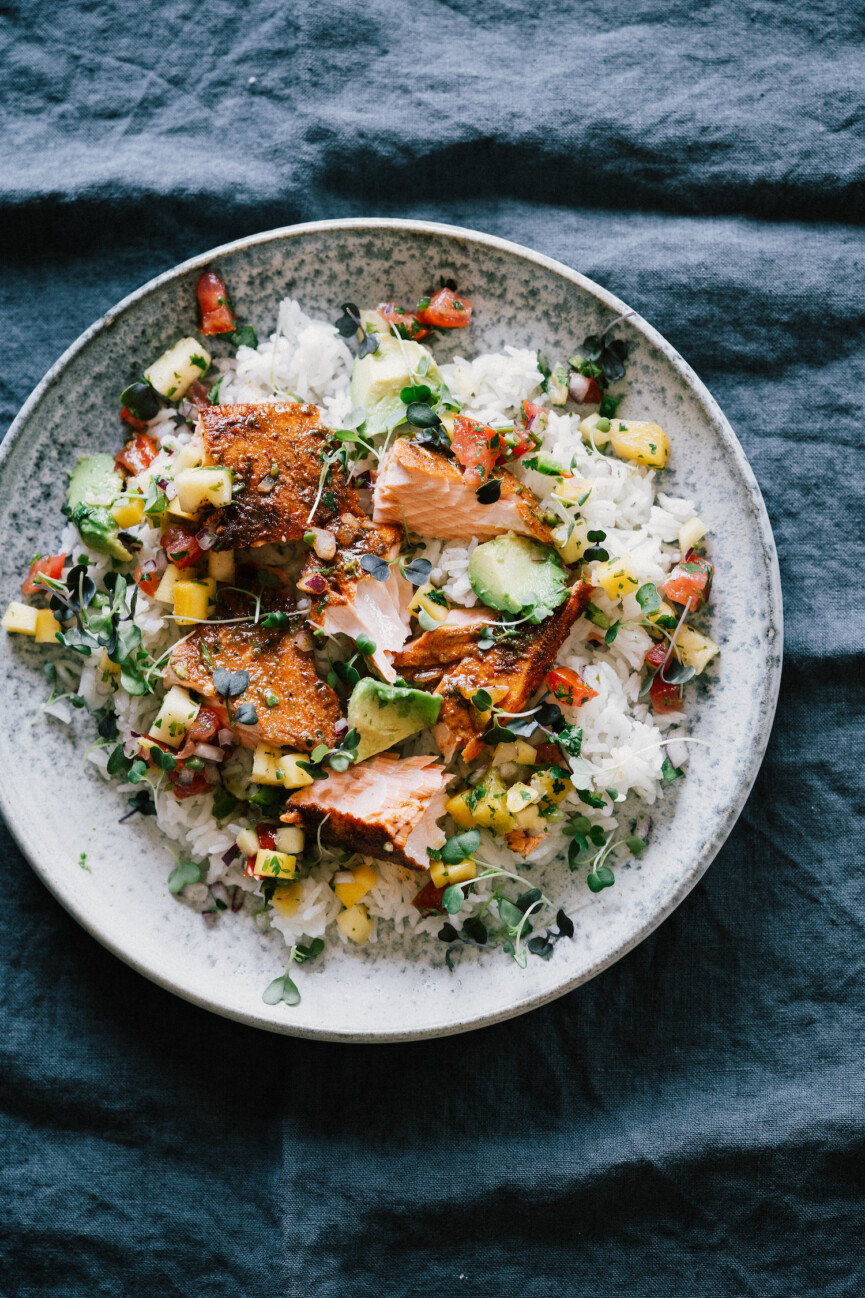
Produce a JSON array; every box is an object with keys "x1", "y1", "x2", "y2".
[
  {"x1": 168, "y1": 860, "x2": 201, "y2": 894},
  {"x1": 661, "y1": 756, "x2": 684, "y2": 783},
  {"x1": 636, "y1": 582, "x2": 662, "y2": 614},
  {"x1": 441, "y1": 828, "x2": 481, "y2": 864},
  {"x1": 442, "y1": 885, "x2": 464, "y2": 914}
]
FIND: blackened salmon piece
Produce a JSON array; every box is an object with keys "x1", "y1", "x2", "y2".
[
  {"x1": 432, "y1": 580, "x2": 593, "y2": 761},
  {"x1": 284, "y1": 754, "x2": 451, "y2": 870},
  {"x1": 164, "y1": 593, "x2": 342, "y2": 753},
  {"x1": 197, "y1": 402, "x2": 362, "y2": 550}
]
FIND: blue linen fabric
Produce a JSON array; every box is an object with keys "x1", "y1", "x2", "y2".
[{"x1": 2, "y1": 0, "x2": 864, "y2": 1293}]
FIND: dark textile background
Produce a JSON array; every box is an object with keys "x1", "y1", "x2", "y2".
[{"x1": 2, "y1": 1, "x2": 864, "y2": 1293}]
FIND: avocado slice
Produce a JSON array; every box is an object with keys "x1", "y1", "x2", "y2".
[
  {"x1": 347, "y1": 678, "x2": 442, "y2": 762},
  {"x1": 468, "y1": 531, "x2": 569, "y2": 624},
  {"x1": 67, "y1": 454, "x2": 123, "y2": 511},
  {"x1": 350, "y1": 335, "x2": 442, "y2": 437}
]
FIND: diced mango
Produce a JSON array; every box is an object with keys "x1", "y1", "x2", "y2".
[
  {"x1": 235, "y1": 828, "x2": 260, "y2": 857},
  {"x1": 276, "y1": 753, "x2": 315, "y2": 790},
  {"x1": 429, "y1": 858, "x2": 476, "y2": 889},
  {"x1": 607, "y1": 419, "x2": 669, "y2": 469},
  {"x1": 2, "y1": 602, "x2": 38, "y2": 635},
  {"x1": 99, "y1": 647, "x2": 121, "y2": 674},
  {"x1": 594, "y1": 557, "x2": 640, "y2": 602},
  {"x1": 173, "y1": 580, "x2": 210, "y2": 625},
  {"x1": 111, "y1": 496, "x2": 145, "y2": 528},
  {"x1": 270, "y1": 881, "x2": 304, "y2": 918},
  {"x1": 579, "y1": 413, "x2": 612, "y2": 447},
  {"x1": 153, "y1": 562, "x2": 182, "y2": 605},
  {"x1": 275, "y1": 825, "x2": 305, "y2": 855},
  {"x1": 674, "y1": 626, "x2": 720, "y2": 675},
  {"x1": 172, "y1": 440, "x2": 206, "y2": 471},
  {"x1": 35, "y1": 609, "x2": 62, "y2": 643},
  {"x1": 445, "y1": 791, "x2": 476, "y2": 830},
  {"x1": 491, "y1": 740, "x2": 536, "y2": 768},
  {"x1": 166, "y1": 495, "x2": 198, "y2": 521},
  {"x1": 333, "y1": 861, "x2": 377, "y2": 907},
  {"x1": 678, "y1": 516, "x2": 707, "y2": 553},
  {"x1": 207, "y1": 549, "x2": 235, "y2": 583},
  {"x1": 505, "y1": 781, "x2": 542, "y2": 815},
  {"x1": 531, "y1": 770, "x2": 572, "y2": 805},
  {"x1": 552, "y1": 519, "x2": 590, "y2": 565},
  {"x1": 554, "y1": 477, "x2": 595, "y2": 506},
  {"x1": 337, "y1": 902, "x2": 373, "y2": 945},
  {"x1": 174, "y1": 467, "x2": 233, "y2": 514},
  {"x1": 149, "y1": 685, "x2": 200, "y2": 748},
  {"x1": 251, "y1": 745, "x2": 284, "y2": 787},
  {"x1": 408, "y1": 582, "x2": 450, "y2": 623},
  {"x1": 515, "y1": 805, "x2": 547, "y2": 834},
  {"x1": 253, "y1": 849, "x2": 297, "y2": 880},
  {"x1": 472, "y1": 792, "x2": 517, "y2": 835},
  {"x1": 145, "y1": 336, "x2": 211, "y2": 400}
]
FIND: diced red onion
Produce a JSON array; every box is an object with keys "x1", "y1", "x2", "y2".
[
  {"x1": 568, "y1": 372, "x2": 591, "y2": 403},
  {"x1": 193, "y1": 742, "x2": 224, "y2": 763},
  {"x1": 154, "y1": 549, "x2": 168, "y2": 572},
  {"x1": 202, "y1": 909, "x2": 218, "y2": 928},
  {"x1": 138, "y1": 558, "x2": 158, "y2": 576},
  {"x1": 294, "y1": 629, "x2": 314, "y2": 653},
  {"x1": 353, "y1": 471, "x2": 371, "y2": 488},
  {"x1": 310, "y1": 528, "x2": 337, "y2": 561},
  {"x1": 176, "y1": 766, "x2": 195, "y2": 786},
  {"x1": 334, "y1": 718, "x2": 348, "y2": 735},
  {"x1": 230, "y1": 886, "x2": 245, "y2": 913},
  {"x1": 156, "y1": 475, "x2": 177, "y2": 501},
  {"x1": 221, "y1": 844, "x2": 240, "y2": 867},
  {"x1": 218, "y1": 728, "x2": 235, "y2": 748},
  {"x1": 210, "y1": 882, "x2": 231, "y2": 907},
  {"x1": 195, "y1": 528, "x2": 217, "y2": 551},
  {"x1": 665, "y1": 737, "x2": 690, "y2": 768},
  {"x1": 298, "y1": 573, "x2": 328, "y2": 594},
  {"x1": 203, "y1": 762, "x2": 221, "y2": 784}
]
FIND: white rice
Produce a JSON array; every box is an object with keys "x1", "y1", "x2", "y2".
[{"x1": 56, "y1": 297, "x2": 707, "y2": 953}]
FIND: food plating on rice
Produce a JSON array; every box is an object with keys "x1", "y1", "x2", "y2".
[{"x1": 4, "y1": 273, "x2": 719, "y2": 1000}]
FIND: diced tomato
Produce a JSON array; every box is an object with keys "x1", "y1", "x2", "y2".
[
  {"x1": 162, "y1": 525, "x2": 202, "y2": 569},
  {"x1": 644, "y1": 642, "x2": 668, "y2": 669},
  {"x1": 257, "y1": 824, "x2": 277, "y2": 851},
  {"x1": 545, "y1": 666, "x2": 598, "y2": 708},
  {"x1": 376, "y1": 301, "x2": 430, "y2": 342},
  {"x1": 244, "y1": 856, "x2": 257, "y2": 878},
  {"x1": 133, "y1": 562, "x2": 161, "y2": 597},
  {"x1": 664, "y1": 552, "x2": 713, "y2": 610},
  {"x1": 187, "y1": 706, "x2": 221, "y2": 744},
  {"x1": 168, "y1": 766, "x2": 212, "y2": 799},
  {"x1": 22, "y1": 552, "x2": 65, "y2": 596},
  {"x1": 115, "y1": 432, "x2": 159, "y2": 477},
  {"x1": 412, "y1": 879, "x2": 447, "y2": 914},
  {"x1": 416, "y1": 287, "x2": 473, "y2": 329},
  {"x1": 196, "y1": 270, "x2": 237, "y2": 335},
  {"x1": 534, "y1": 742, "x2": 562, "y2": 766},
  {"x1": 185, "y1": 381, "x2": 213, "y2": 410},
  {"x1": 649, "y1": 672, "x2": 683, "y2": 715},
  {"x1": 451, "y1": 414, "x2": 501, "y2": 487},
  {"x1": 120, "y1": 405, "x2": 149, "y2": 433}
]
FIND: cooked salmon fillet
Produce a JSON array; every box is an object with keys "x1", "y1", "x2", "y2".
[
  {"x1": 283, "y1": 754, "x2": 451, "y2": 870},
  {"x1": 391, "y1": 609, "x2": 497, "y2": 685},
  {"x1": 196, "y1": 402, "x2": 367, "y2": 549},
  {"x1": 193, "y1": 400, "x2": 409, "y2": 677},
  {"x1": 372, "y1": 440, "x2": 554, "y2": 543},
  {"x1": 432, "y1": 580, "x2": 593, "y2": 761},
  {"x1": 164, "y1": 593, "x2": 342, "y2": 753},
  {"x1": 299, "y1": 516, "x2": 411, "y2": 684}
]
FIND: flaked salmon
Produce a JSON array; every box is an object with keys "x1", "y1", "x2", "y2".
[
  {"x1": 299, "y1": 518, "x2": 411, "y2": 685},
  {"x1": 432, "y1": 580, "x2": 593, "y2": 762},
  {"x1": 391, "y1": 608, "x2": 497, "y2": 685},
  {"x1": 372, "y1": 440, "x2": 553, "y2": 543},
  {"x1": 283, "y1": 754, "x2": 451, "y2": 870},
  {"x1": 164, "y1": 592, "x2": 342, "y2": 753}
]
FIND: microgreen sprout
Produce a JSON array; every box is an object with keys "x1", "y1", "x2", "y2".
[{"x1": 262, "y1": 938, "x2": 326, "y2": 1008}]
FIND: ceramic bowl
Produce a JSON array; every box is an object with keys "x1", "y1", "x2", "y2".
[{"x1": 0, "y1": 219, "x2": 782, "y2": 1041}]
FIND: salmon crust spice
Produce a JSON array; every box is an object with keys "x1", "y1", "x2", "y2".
[{"x1": 7, "y1": 274, "x2": 718, "y2": 1001}]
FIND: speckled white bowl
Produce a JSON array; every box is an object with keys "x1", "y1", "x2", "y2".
[{"x1": 0, "y1": 219, "x2": 782, "y2": 1041}]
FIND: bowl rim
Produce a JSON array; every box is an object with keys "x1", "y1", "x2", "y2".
[{"x1": 0, "y1": 217, "x2": 783, "y2": 1042}]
